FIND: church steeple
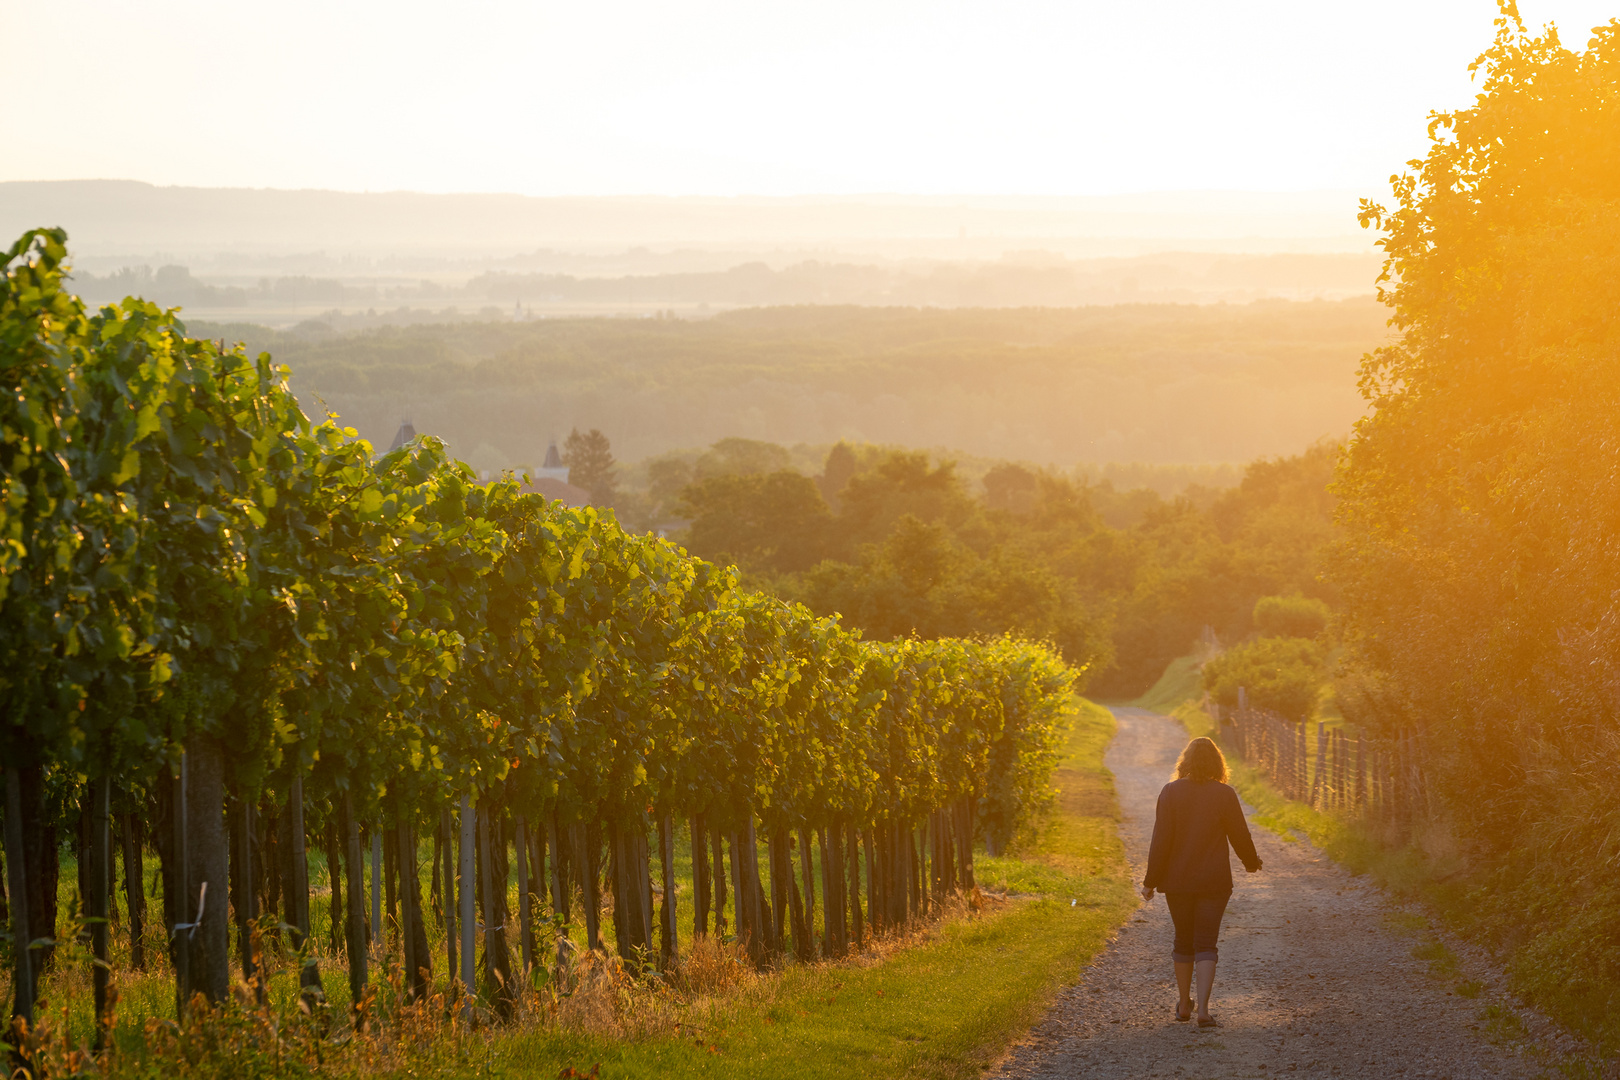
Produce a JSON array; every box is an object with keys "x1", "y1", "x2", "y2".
[
  {"x1": 386, "y1": 418, "x2": 418, "y2": 453},
  {"x1": 537, "y1": 437, "x2": 569, "y2": 481}
]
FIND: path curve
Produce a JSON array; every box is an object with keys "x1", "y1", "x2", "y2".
[{"x1": 991, "y1": 706, "x2": 1544, "y2": 1080}]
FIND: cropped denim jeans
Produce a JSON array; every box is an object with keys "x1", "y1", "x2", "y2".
[{"x1": 1165, "y1": 890, "x2": 1231, "y2": 963}]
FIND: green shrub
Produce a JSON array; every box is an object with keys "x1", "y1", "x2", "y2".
[
  {"x1": 1252, "y1": 593, "x2": 1330, "y2": 639},
  {"x1": 1202, "y1": 636, "x2": 1325, "y2": 720}
]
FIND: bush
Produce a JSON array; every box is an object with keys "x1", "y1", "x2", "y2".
[
  {"x1": 1202, "y1": 636, "x2": 1325, "y2": 720},
  {"x1": 1252, "y1": 593, "x2": 1330, "y2": 639}
]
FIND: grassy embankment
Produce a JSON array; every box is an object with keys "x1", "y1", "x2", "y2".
[
  {"x1": 28, "y1": 698, "x2": 1133, "y2": 1079},
  {"x1": 1132, "y1": 658, "x2": 1610, "y2": 1066}
]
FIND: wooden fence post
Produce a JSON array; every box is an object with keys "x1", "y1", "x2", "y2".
[
  {"x1": 1354, "y1": 734, "x2": 1365, "y2": 811},
  {"x1": 1310, "y1": 722, "x2": 1327, "y2": 808}
]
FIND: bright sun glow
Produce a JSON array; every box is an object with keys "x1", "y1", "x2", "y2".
[{"x1": 6, "y1": 0, "x2": 1616, "y2": 195}]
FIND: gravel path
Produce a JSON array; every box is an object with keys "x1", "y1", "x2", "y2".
[{"x1": 990, "y1": 707, "x2": 1554, "y2": 1080}]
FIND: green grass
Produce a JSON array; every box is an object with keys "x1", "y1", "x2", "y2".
[{"x1": 1129, "y1": 655, "x2": 1205, "y2": 714}]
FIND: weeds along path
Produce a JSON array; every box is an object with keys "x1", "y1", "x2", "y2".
[{"x1": 991, "y1": 707, "x2": 1543, "y2": 1080}]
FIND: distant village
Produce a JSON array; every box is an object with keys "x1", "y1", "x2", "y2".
[{"x1": 385, "y1": 420, "x2": 594, "y2": 508}]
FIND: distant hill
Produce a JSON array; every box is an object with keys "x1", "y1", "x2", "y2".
[
  {"x1": 1, "y1": 180, "x2": 1373, "y2": 258},
  {"x1": 192, "y1": 298, "x2": 1388, "y2": 470}
]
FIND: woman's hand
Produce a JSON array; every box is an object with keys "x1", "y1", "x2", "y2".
[
  {"x1": 1245, "y1": 860, "x2": 1263, "y2": 873},
  {"x1": 1139, "y1": 885, "x2": 1155, "y2": 902}
]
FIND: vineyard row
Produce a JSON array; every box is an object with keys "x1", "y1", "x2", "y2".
[{"x1": 0, "y1": 229, "x2": 1085, "y2": 1034}]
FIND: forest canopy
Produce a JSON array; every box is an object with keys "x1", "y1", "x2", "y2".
[
  {"x1": 192, "y1": 299, "x2": 1385, "y2": 471},
  {"x1": 664, "y1": 436, "x2": 1341, "y2": 697}
]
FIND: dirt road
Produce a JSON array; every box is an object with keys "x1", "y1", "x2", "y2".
[{"x1": 991, "y1": 706, "x2": 1548, "y2": 1080}]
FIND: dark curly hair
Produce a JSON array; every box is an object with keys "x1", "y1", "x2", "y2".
[{"x1": 1175, "y1": 736, "x2": 1228, "y2": 783}]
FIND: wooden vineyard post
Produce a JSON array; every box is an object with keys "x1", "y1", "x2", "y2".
[
  {"x1": 816, "y1": 827, "x2": 835, "y2": 955},
  {"x1": 862, "y1": 827, "x2": 877, "y2": 936},
  {"x1": 340, "y1": 792, "x2": 368, "y2": 1013},
  {"x1": 458, "y1": 795, "x2": 475, "y2": 1018},
  {"x1": 579, "y1": 823, "x2": 603, "y2": 953},
  {"x1": 476, "y1": 803, "x2": 515, "y2": 1018},
  {"x1": 909, "y1": 825, "x2": 922, "y2": 922},
  {"x1": 934, "y1": 812, "x2": 943, "y2": 901},
  {"x1": 397, "y1": 815, "x2": 425, "y2": 1002},
  {"x1": 847, "y1": 821, "x2": 864, "y2": 948},
  {"x1": 887, "y1": 823, "x2": 904, "y2": 928},
  {"x1": 90, "y1": 776, "x2": 111, "y2": 1049},
  {"x1": 184, "y1": 737, "x2": 229, "y2": 1006},
  {"x1": 786, "y1": 828, "x2": 808, "y2": 961},
  {"x1": 731, "y1": 827, "x2": 761, "y2": 965},
  {"x1": 371, "y1": 827, "x2": 382, "y2": 949},
  {"x1": 609, "y1": 823, "x2": 629, "y2": 958},
  {"x1": 767, "y1": 828, "x2": 789, "y2": 957},
  {"x1": 397, "y1": 818, "x2": 415, "y2": 1004},
  {"x1": 710, "y1": 824, "x2": 727, "y2": 938},
  {"x1": 799, "y1": 824, "x2": 817, "y2": 957},
  {"x1": 441, "y1": 810, "x2": 456, "y2": 992},
  {"x1": 744, "y1": 818, "x2": 769, "y2": 956},
  {"x1": 121, "y1": 812, "x2": 146, "y2": 972},
  {"x1": 660, "y1": 815, "x2": 678, "y2": 966},
  {"x1": 324, "y1": 824, "x2": 344, "y2": 956},
  {"x1": 691, "y1": 815, "x2": 710, "y2": 940},
  {"x1": 828, "y1": 822, "x2": 848, "y2": 958},
  {"x1": 282, "y1": 772, "x2": 322, "y2": 1006},
  {"x1": 383, "y1": 824, "x2": 397, "y2": 948},
  {"x1": 173, "y1": 753, "x2": 190, "y2": 1017},
  {"x1": 639, "y1": 820, "x2": 656, "y2": 960},
  {"x1": 515, "y1": 815, "x2": 533, "y2": 977},
  {"x1": 547, "y1": 814, "x2": 568, "y2": 924},
  {"x1": 231, "y1": 795, "x2": 261, "y2": 1001},
  {"x1": 5, "y1": 767, "x2": 33, "y2": 1025}
]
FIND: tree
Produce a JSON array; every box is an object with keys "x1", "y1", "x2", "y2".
[
  {"x1": 1202, "y1": 636, "x2": 1325, "y2": 721},
  {"x1": 563, "y1": 427, "x2": 617, "y2": 504},
  {"x1": 983, "y1": 463, "x2": 1039, "y2": 513},
  {"x1": 694, "y1": 437, "x2": 791, "y2": 480},
  {"x1": 1252, "y1": 594, "x2": 1329, "y2": 640},
  {"x1": 817, "y1": 442, "x2": 858, "y2": 508},
  {"x1": 678, "y1": 470, "x2": 833, "y2": 574},
  {"x1": 1333, "y1": 7, "x2": 1620, "y2": 846}
]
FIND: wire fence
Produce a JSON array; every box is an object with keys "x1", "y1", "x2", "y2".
[{"x1": 1212, "y1": 698, "x2": 1431, "y2": 831}]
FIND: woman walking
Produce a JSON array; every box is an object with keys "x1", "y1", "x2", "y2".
[{"x1": 1140, "y1": 736, "x2": 1262, "y2": 1027}]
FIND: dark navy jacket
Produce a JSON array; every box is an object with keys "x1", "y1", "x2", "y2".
[{"x1": 1142, "y1": 778, "x2": 1262, "y2": 894}]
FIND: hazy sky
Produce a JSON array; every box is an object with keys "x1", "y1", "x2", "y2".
[{"x1": 7, "y1": 0, "x2": 1614, "y2": 196}]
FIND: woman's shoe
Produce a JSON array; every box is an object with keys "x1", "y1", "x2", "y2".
[
  {"x1": 1197, "y1": 1015, "x2": 1220, "y2": 1028},
  {"x1": 1174, "y1": 1003, "x2": 1191, "y2": 1022}
]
